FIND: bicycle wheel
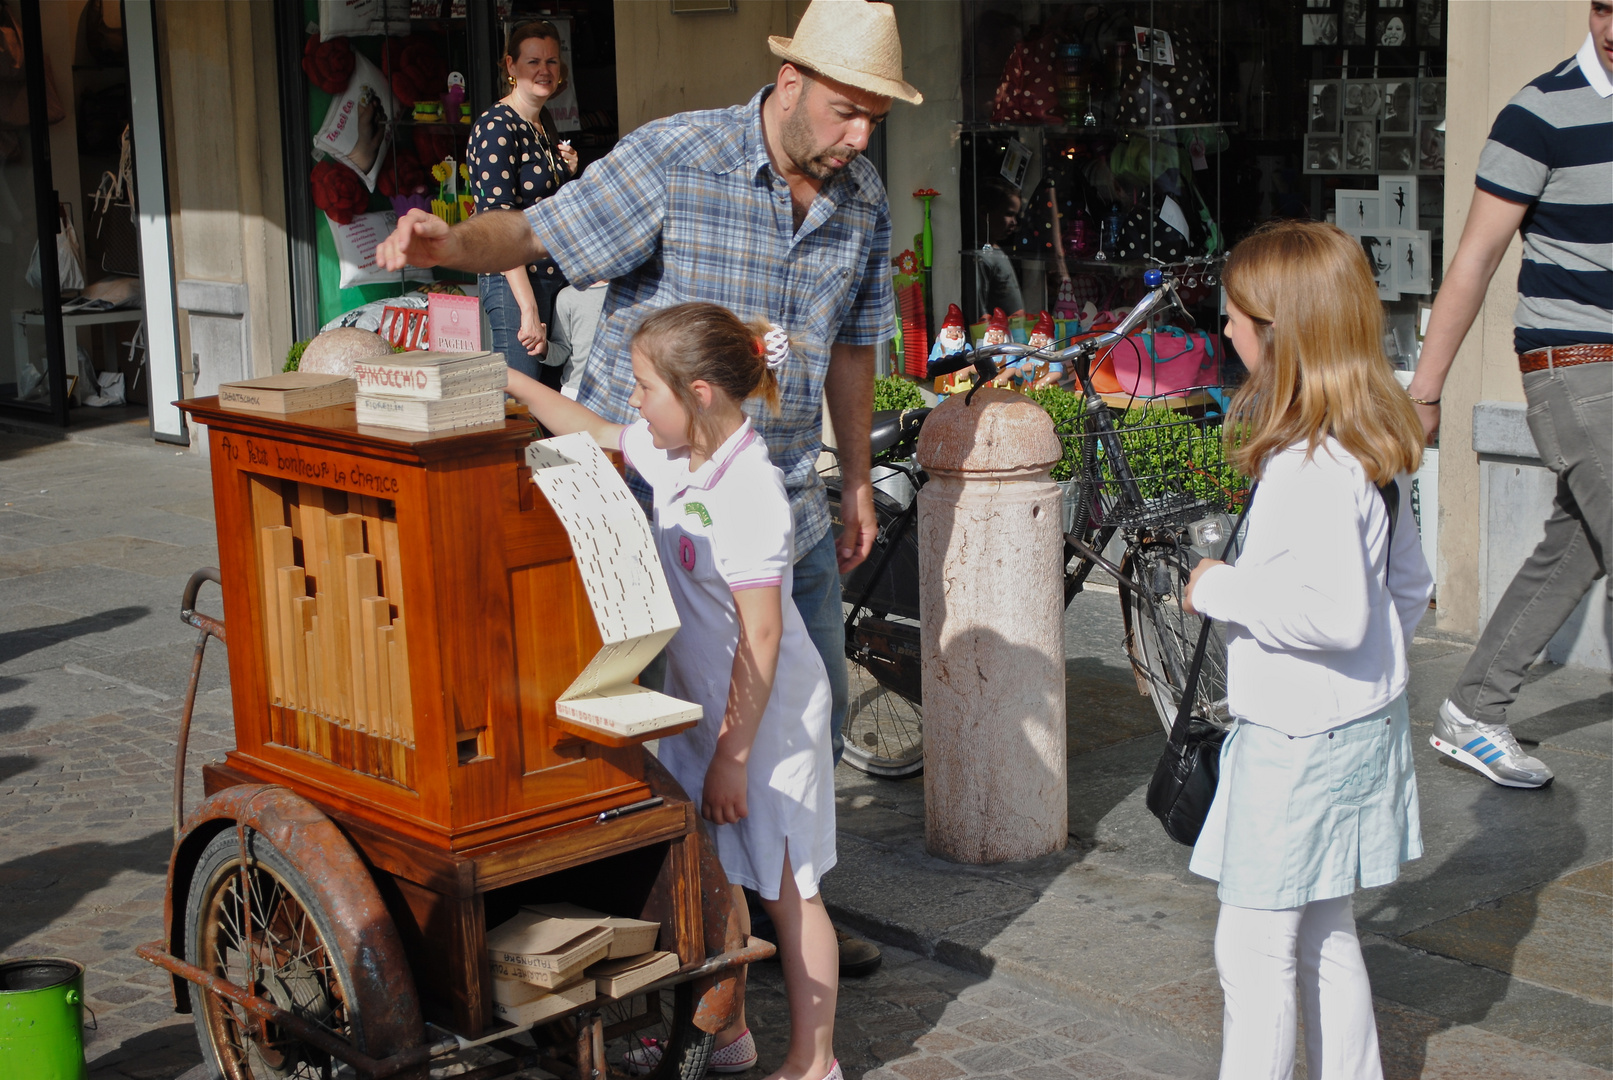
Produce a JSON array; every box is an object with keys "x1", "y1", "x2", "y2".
[
  {"x1": 561, "y1": 982, "x2": 713, "y2": 1079},
  {"x1": 841, "y1": 611, "x2": 924, "y2": 778},
  {"x1": 1124, "y1": 542, "x2": 1232, "y2": 737},
  {"x1": 185, "y1": 829, "x2": 397, "y2": 1080}
]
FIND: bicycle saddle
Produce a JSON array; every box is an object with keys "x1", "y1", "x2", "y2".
[{"x1": 869, "y1": 408, "x2": 931, "y2": 456}]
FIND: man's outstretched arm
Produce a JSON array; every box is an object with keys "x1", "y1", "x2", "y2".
[{"x1": 376, "y1": 208, "x2": 549, "y2": 275}]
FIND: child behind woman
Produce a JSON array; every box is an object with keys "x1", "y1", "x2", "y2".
[
  {"x1": 506, "y1": 302, "x2": 841, "y2": 1080},
  {"x1": 1184, "y1": 221, "x2": 1434, "y2": 1080}
]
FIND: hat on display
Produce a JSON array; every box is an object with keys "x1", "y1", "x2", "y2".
[
  {"x1": 988, "y1": 308, "x2": 1010, "y2": 335},
  {"x1": 1030, "y1": 310, "x2": 1054, "y2": 341},
  {"x1": 941, "y1": 303, "x2": 965, "y2": 331},
  {"x1": 768, "y1": 0, "x2": 923, "y2": 105}
]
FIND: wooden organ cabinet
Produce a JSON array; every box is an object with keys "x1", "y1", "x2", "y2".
[{"x1": 179, "y1": 398, "x2": 717, "y2": 1034}]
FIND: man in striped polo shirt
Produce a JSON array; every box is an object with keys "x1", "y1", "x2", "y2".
[{"x1": 1405, "y1": 1, "x2": 1612, "y2": 789}]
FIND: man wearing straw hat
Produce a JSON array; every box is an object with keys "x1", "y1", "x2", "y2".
[{"x1": 378, "y1": 0, "x2": 920, "y2": 980}]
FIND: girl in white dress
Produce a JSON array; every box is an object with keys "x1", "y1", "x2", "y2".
[
  {"x1": 506, "y1": 302, "x2": 841, "y2": 1080},
  {"x1": 1183, "y1": 221, "x2": 1433, "y2": 1080}
]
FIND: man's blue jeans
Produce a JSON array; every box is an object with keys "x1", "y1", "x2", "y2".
[{"x1": 792, "y1": 529, "x2": 849, "y2": 765}]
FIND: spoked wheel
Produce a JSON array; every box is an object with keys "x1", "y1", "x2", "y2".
[
  {"x1": 840, "y1": 610, "x2": 924, "y2": 779},
  {"x1": 548, "y1": 983, "x2": 713, "y2": 1079},
  {"x1": 184, "y1": 828, "x2": 401, "y2": 1080},
  {"x1": 1124, "y1": 543, "x2": 1232, "y2": 736}
]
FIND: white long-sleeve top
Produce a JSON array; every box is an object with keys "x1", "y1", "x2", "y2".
[{"x1": 1191, "y1": 437, "x2": 1434, "y2": 737}]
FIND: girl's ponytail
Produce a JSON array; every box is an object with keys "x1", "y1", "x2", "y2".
[{"x1": 747, "y1": 318, "x2": 784, "y2": 416}]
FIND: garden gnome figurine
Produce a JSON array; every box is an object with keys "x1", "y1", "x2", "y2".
[
  {"x1": 928, "y1": 303, "x2": 972, "y2": 367},
  {"x1": 1026, "y1": 310, "x2": 1064, "y2": 387},
  {"x1": 982, "y1": 308, "x2": 1012, "y2": 386}
]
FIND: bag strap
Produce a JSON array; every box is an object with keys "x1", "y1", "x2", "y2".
[
  {"x1": 1166, "y1": 482, "x2": 1258, "y2": 747},
  {"x1": 1166, "y1": 477, "x2": 1395, "y2": 748}
]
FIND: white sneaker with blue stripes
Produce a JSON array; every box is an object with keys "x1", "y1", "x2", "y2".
[{"x1": 1430, "y1": 699, "x2": 1554, "y2": 788}]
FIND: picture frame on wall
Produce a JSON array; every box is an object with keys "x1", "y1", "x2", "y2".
[
  {"x1": 1343, "y1": 80, "x2": 1384, "y2": 119},
  {"x1": 1345, "y1": 119, "x2": 1377, "y2": 171},
  {"x1": 1305, "y1": 134, "x2": 1344, "y2": 173},
  {"x1": 1415, "y1": 0, "x2": 1443, "y2": 46},
  {"x1": 1309, "y1": 81, "x2": 1342, "y2": 132},
  {"x1": 1374, "y1": 8, "x2": 1411, "y2": 45},
  {"x1": 1303, "y1": 13, "x2": 1340, "y2": 45},
  {"x1": 1336, "y1": 189, "x2": 1382, "y2": 230},
  {"x1": 1306, "y1": 0, "x2": 1334, "y2": 7},
  {"x1": 1418, "y1": 121, "x2": 1446, "y2": 172},
  {"x1": 1341, "y1": 0, "x2": 1369, "y2": 44},
  {"x1": 1358, "y1": 234, "x2": 1400, "y2": 300},
  {"x1": 1379, "y1": 134, "x2": 1416, "y2": 173},
  {"x1": 1393, "y1": 231, "x2": 1433, "y2": 295},
  {"x1": 1381, "y1": 80, "x2": 1415, "y2": 133},
  {"x1": 1379, "y1": 174, "x2": 1417, "y2": 229},
  {"x1": 1417, "y1": 78, "x2": 1446, "y2": 118}
]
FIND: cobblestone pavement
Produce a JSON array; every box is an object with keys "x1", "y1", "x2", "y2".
[
  {"x1": 744, "y1": 950, "x2": 1215, "y2": 1080},
  {"x1": 2, "y1": 428, "x2": 1208, "y2": 1079}
]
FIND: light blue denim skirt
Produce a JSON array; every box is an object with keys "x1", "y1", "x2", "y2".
[{"x1": 1188, "y1": 692, "x2": 1422, "y2": 910}]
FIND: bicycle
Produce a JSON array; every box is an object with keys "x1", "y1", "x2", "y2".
[{"x1": 826, "y1": 269, "x2": 1248, "y2": 779}]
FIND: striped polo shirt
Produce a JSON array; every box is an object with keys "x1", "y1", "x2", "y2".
[{"x1": 1475, "y1": 34, "x2": 1613, "y2": 353}]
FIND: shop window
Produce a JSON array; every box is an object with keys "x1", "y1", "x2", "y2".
[
  {"x1": 958, "y1": 0, "x2": 1447, "y2": 383},
  {"x1": 276, "y1": 0, "x2": 618, "y2": 342}
]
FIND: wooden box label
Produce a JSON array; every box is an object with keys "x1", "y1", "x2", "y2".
[{"x1": 218, "y1": 434, "x2": 403, "y2": 497}]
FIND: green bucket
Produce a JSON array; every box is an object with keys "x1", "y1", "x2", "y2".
[{"x1": 0, "y1": 958, "x2": 89, "y2": 1080}]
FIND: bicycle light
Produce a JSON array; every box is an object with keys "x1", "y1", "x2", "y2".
[{"x1": 1188, "y1": 513, "x2": 1236, "y2": 559}]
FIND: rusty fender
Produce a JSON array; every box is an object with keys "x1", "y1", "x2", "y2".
[{"x1": 157, "y1": 783, "x2": 424, "y2": 1060}]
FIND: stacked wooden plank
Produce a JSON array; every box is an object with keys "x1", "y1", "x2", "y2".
[
  {"x1": 352, "y1": 350, "x2": 508, "y2": 432},
  {"x1": 487, "y1": 904, "x2": 674, "y2": 1024}
]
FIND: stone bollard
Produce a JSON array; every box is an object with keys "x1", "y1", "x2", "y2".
[{"x1": 916, "y1": 388, "x2": 1067, "y2": 863}]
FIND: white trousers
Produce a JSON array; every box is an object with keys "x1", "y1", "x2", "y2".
[{"x1": 1215, "y1": 895, "x2": 1384, "y2": 1080}]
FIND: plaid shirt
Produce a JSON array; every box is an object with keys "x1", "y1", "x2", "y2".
[{"x1": 526, "y1": 87, "x2": 894, "y2": 557}]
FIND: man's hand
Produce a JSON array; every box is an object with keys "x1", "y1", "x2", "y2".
[
  {"x1": 376, "y1": 209, "x2": 455, "y2": 271},
  {"x1": 701, "y1": 755, "x2": 749, "y2": 825},
  {"x1": 836, "y1": 477, "x2": 877, "y2": 573},
  {"x1": 1184, "y1": 558, "x2": 1223, "y2": 617}
]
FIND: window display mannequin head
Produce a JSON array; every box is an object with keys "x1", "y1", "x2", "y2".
[{"x1": 976, "y1": 180, "x2": 1022, "y2": 248}]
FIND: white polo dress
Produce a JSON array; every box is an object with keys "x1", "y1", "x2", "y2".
[{"x1": 620, "y1": 418, "x2": 836, "y2": 901}]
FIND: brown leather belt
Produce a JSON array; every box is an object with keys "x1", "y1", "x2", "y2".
[{"x1": 1518, "y1": 343, "x2": 1613, "y2": 374}]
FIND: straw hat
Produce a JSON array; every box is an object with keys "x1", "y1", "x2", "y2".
[{"x1": 768, "y1": 0, "x2": 922, "y2": 105}]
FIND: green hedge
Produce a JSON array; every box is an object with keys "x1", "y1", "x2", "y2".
[
  {"x1": 1023, "y1": 385, "x2": 1245, "y2": 510},
  {"x1": 873, "y1": 373, "x2": 927, "y2": 412}
]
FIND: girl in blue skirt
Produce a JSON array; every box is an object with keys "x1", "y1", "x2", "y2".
[{"x1": 1185, "y1": 221, "x2": 1434, "y2": 1080}]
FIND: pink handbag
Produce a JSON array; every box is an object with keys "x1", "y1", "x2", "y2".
[{"x1": 1091, "y1": 327, "x2": 1219, "y2": 398}]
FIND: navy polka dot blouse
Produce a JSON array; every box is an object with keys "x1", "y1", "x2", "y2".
[{"x1": 467, "y1": 102, "x2": 570, "y2": 276}]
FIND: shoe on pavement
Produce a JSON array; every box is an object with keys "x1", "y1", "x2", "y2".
[
  {"x1": 1430, "y1": 699, "x2": 1554, "y2": 789},
  {"x1": 621, "y1": 1028, "x2": 757, "y2": 1075},
  {"x1": 836, "y1": 927, "x2": 882, "y2": 977}
]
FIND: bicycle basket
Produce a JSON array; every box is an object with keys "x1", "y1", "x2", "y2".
[{"x1": 1056, "y1": 402, "x2": 1246, "y2": 532}]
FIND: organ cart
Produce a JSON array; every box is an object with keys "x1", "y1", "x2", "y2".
[{"x1": 136, "y1": 398, "x2": 770, "y2": 1080}]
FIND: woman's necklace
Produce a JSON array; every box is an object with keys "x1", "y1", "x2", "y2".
[{"x1": 500, "y1": 97, "x2": 562, "y2": 190}]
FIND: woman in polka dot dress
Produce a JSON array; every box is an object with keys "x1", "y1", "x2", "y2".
[{"x1": 468, "y1": 20, "x2": 579, "y2": 383}]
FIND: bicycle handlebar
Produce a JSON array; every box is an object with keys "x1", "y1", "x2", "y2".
[{"x1": 928, "y1": 269, "x2": 1197, "y2": 392}]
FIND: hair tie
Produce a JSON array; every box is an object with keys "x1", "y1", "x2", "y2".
[{"x1": 763, "y1": 327, "x2": 790, "y2": 370}]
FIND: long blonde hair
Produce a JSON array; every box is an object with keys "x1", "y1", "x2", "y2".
[
  {"x1": 633, "y1": 303, "x2": 782, "y2": 455},
  {"x1": 1222, "y1": 220, "x2": 1423, "y2": 484}
]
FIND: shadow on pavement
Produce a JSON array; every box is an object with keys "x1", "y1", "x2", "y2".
[
  {"x1": 0, "y1": 606, "x2": 150, "y2": 665},
  {"x1": 0, "y1": 830, "x2": 172, "y2": 955}
]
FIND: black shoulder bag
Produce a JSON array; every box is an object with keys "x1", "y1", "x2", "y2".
[{"x1": 1147, "y1": 479, "x2": 1398, "y2": 846}]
